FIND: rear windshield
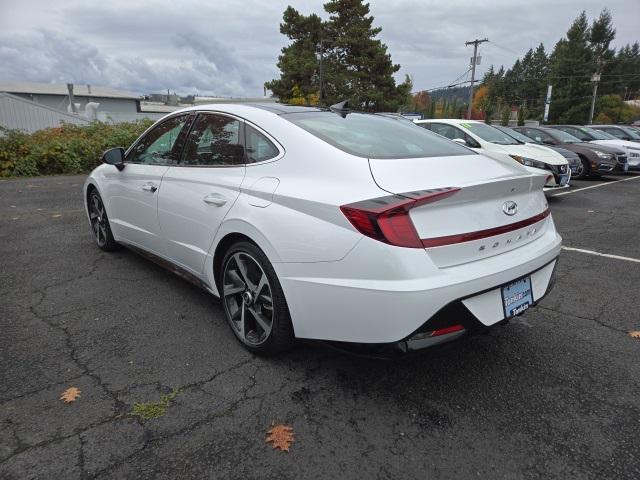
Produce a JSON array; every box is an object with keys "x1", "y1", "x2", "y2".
[{"x1": 282, "y1": 112, "x2": 472, "y2": 159}]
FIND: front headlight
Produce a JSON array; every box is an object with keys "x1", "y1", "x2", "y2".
[
  {"x1": 509, "y1": 155, "x2": 548, "y2": 170},
  {"x1": 595, "y1": 150, "x2": 613, "y2": 159}
]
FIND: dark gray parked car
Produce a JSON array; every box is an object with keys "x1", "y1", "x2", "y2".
[
  {"x1": 514, "y1": 126, "x2": 627, "y2": 179},
  {"x1": 590, "y1": 125, "x2": 640, "y2": 143}
]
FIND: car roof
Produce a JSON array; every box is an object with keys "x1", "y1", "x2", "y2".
[
  {"x1": 415, "y1": 119, "x2": 483, "y2": 125},
  {"x1": 170, "y1": 103, "x2": 326, "y2": 117},
  {"x1": 248, "y1": 104, "x2": 326, "y2": 114}
]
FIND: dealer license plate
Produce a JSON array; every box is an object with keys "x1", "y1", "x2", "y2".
[{"x1": 501, "y1": 276, "x2": 533, "y2": 318}]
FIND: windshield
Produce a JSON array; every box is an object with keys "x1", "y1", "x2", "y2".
[
  {"x1": 282, "y1": 112, "x2": 473, "y2": 159},
  {"x1": 580, "y1": 127, "x2": 615, "y2": 140},
  {"x1": 495, "y1": 126, "x2": 531, "y2": 144},
  {"x1": 620, "y1": 126, "x2": 640, "y2": 140},
  {"x1": 548, "y1": 128, "x2": 582, "y2": 143},
  {"x1": 461, "y1": 122, "x2": 520, "y2": 145}
]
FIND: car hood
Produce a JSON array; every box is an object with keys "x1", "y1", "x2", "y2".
[
  {"x1": 575, "y1": 142, "x2": 624, "y2": 155},
  {"x1": 591, "y1": 139, "x2": 640, "y2": 151},
  {"x1": 547, "y1": 145, "x2": 580, "y2": 160},
  {"x1": 486, "y1": 143, "x2": 567, "y2": 165}
]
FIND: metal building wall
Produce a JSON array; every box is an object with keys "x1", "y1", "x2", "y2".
[
  {"x1": 9, "y1": 93, "x2": 138, "y2": 113},
  {"x1": 0, "y1": 93, "x2": 89, "y2": 133}
]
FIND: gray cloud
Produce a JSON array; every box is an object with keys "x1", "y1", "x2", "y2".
[{"x1": 0, "y1": 0, "x2": 637, "y2": 96}]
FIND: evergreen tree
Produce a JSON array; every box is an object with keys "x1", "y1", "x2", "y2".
[
  {"x1": 547, "y1": 11, "x2": 593, "y2": 123},
  {"x1": 267, "y1": 0, "x2": 411, "y2": 111},
  {"x1": 265, "y1": 7, "x2": 324, "y2": 103},
  {"x1": 428, "y1": 98, "x2": 436, "y2": 119}
]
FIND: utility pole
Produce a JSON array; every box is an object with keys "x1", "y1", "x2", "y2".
[
  {"x1": 466, "y1": 38, "x2": 488, "y2": 119},
  {"x1": 588, "y1": 58, "x2": 604, "y2": 125}
]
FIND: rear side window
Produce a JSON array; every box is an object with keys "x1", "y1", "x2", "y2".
[
  {"x1": 283, "y1": 112, "x2": 472, "y2": 159},
  {"x1": 245, "y1": 125, "x2": 279, "y2": 163},
  {"x1": 181, "y1": 114, "x2": 245, "y2": 166}
]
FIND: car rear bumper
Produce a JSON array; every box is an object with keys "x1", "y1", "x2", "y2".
[{"x1": 276, "y1": 222, "x2": 562, "y2": 344}]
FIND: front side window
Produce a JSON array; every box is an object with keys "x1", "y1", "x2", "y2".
[
  {"x1": 429, "y1": 123, "x2": 458, "y2": 140},
  {"x1": 245, "y1": 125, "x2": 279, "y2": 163},
  {"x1": 429, "y1": 123, "x2": 480, "y2": 148},
  {"x1": 128, "y1": 114, "x2": 189, "y2": 165},
  {"x1": 283, "y1": 112, "x2": 472, "y2": 159},
  {"x1": 460, "y1": 123, "x2": 519, "y2": 145},
  {"x1": 182, "y1": 114, "x2": 245, "y2": 166}
]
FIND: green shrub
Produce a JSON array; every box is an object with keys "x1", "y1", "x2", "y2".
[{"x1": 0, "y1": 119, "x2": 153, "y2": 177}]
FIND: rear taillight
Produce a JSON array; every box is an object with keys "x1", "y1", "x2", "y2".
[{"x1": 340, "y1": 188, "x2": 460, "y2": 248}]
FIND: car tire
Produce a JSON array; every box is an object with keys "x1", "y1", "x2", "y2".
[
  {"x1": 88, "y1": 189, "x2": 118, "y2": 251},
  {"x1": 574, "y1": 156, "x2": 590, "y2": 179},
  {"x1": 220, "y1": 241, "x2": 295, "y2": 355}
]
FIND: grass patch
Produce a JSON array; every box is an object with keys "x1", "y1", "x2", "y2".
[{"x1": 131, "y1": 388, "x2": 181, "y2": 420}]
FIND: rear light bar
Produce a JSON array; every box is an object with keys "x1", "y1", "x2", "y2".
[
  {"x1": 341, "y1": 189, "x2": 551, "y2": 249},
  {"x1": 340, "y1": 188, "x2": 460, "y2": 248},
  {"x1": 421, "y1": 208, "x2": 550, "y2": 248}
]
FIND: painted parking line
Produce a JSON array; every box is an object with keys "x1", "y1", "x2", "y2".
[
  {"x1": 552, "y1": 175, "x2": 640, "y2": 197},
  {"x1": 562, "y1": 246, "x2": 640, "y2": 264}
]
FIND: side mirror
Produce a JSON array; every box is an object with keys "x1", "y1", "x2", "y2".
[
  {"x1": 452, "y1": 138, "x2": 467, "y2": 146},
  {"x1": 102, "y1": 147, "x2": 125, "y2": 170}
]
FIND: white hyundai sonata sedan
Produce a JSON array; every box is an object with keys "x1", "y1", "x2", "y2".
[{"x1": 84, "y1": 104, "x2": 561, "y2": 355}]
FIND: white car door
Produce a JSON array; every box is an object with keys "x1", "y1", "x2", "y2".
[
  {"x1": 157, "y1": 113, "x2": 246, "y2": 274},
  {"x1": 105, "y1": 114, "x2": 192, "y2": 256}
]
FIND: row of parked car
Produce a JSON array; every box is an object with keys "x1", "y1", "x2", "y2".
[{"x1": 413, "y1": 119, "x2": 640, "y2": 191}]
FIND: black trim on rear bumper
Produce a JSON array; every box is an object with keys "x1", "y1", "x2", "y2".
[{"x1": 319, "y1": 256, "x2": 559, "y2": 358}]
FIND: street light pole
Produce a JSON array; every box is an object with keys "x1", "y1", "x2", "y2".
[
  {"x1": 466, "y1": 38, "x2": 488, "y2": 119},
  {"x1": 588, "y1": 73, "x2": 601, "y2": 125}
]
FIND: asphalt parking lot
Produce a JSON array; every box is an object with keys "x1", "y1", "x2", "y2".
[{"x1": 2, "y1": 173, "x2": 640, "y2": 479}]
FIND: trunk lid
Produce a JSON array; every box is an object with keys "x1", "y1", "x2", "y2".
[{"x1": 369, "y1": 154, "x2": 551, "y2": 267}]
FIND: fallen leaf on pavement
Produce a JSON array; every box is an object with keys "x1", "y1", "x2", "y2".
[
  {"x1": 629, "y1": 331, "x2": 640, "y2": 339},
  {"x1": 60, "y1": 387, "x2": 81, "y2": 403},
  {"x1": 266, "y1": 424, "x2": 294, "y2": 452}
]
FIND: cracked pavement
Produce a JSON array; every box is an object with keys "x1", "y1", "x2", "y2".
[{"x1": 1, "y1": 174, "x2": 640, "y2": 479}]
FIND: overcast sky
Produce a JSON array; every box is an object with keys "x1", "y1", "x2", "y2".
[{"x1": 0, "y1": 0, "x2": 637, "y2": 97}]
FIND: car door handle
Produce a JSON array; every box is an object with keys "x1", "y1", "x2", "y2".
[
  {"x1": 203, "y1": 193, "x2": 227, "y2": 207},
  {"x1": 141, "y1": 183, "x2": 158, "y2": 193}
]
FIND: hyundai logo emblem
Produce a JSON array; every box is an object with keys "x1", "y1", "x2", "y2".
[{"x1": 502, "y1": 201, "x2": 518, "y2": 216}]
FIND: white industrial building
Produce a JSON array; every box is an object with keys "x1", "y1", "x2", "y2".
[
  {"x1": 0, "y1": 81, "x2": 140, "y2": 113},
  {"x1": 0, "y1": 81, "x2": 165, "y2": 132},
  {"x1": 0, "y1": 81, "x2": 280, "y2": 133}
]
